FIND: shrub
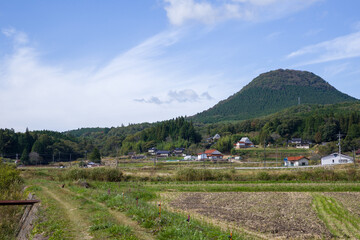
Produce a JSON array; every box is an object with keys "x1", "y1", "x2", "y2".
[
  {"x1": 175, "y1": 168, "x2": 218, "y2": 181},
  {"x1": 257, "y1": 171, "x2": 271, "y2": 181},
  {"x1": 61, "y1": 167, "x2": 124, "y2": 182}
]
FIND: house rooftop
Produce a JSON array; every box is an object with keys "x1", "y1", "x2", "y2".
[{"x1": 287, "y1": 156, "x2": 308, "y2": 161}]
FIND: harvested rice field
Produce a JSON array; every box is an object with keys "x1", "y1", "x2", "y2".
[{"x1": 167, "y1": 191, "x2": 360, "y2": 239}]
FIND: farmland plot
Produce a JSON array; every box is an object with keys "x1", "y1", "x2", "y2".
[{"x1": 169, "y1": 192, "x2": 331, "y2": 239}]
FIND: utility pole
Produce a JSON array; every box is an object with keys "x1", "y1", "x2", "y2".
[
  {"x1": 116, "y1": 147, "x2": 119, "y2": 169},
  {"x1": 353, "y1": 149, "x2": 356, "y2": 167},
  {"x1": 16, "y1": 153, "x2": 18, "y2": 161},
  {"x1": 298, "y1": 97, "x2": 301, "y2": 105},
  {"x1": 275, "y1": 144, "x2": 278, "y2": 167},
  {"x1": 337, "y1": 132, "x2": 342, "y2": 162},
  {"x1": 263, "y1": 140, "x2": 266, "y2": 167}
]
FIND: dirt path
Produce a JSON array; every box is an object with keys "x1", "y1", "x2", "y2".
[
  {"x1": 60, "y1": 188, "x2": 155, "y2": 240},
  {"x1": 42, "y1": 186, "x2": 93, "y2": 239}
]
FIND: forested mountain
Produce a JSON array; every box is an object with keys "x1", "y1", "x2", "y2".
[{"x1": 192, "y1": 69, "x2": 358, "y2": 123}]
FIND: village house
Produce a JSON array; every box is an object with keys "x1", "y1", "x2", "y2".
[
  {"x1": 321, "y1": 153, "x2": 354, "y2": 165},
  {"x1": 234, "y1": 137, "x2": 254, "y2": 149},
  {"x1": 212, "y1": 134, "x2": 221, "y2": 140},
  {"x1": 197, "y1": 153, "x2": 207, "y2": 160},
  {"x1": 198, "y1": 149, "x2": 223, "y2": 160},
  {"x1": 173, "y1": 148, "x2": 185, "y2": 156},
  {"x1": 87, "y1": 162, "x2": 100, "y2": 168},
  {"x1": 288, "y1": 138, "x2": 311, "y2": 149},
  {"x1": 156, "y1": 150, "x2": 171, "y2": 157},
  {"x1": 284, "y1": 156, "x2": 309, "y2": 167},
  {"x1": 148, "y1": 147, "x2": 157, "y2": 155}
]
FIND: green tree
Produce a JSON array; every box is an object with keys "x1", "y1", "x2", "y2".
[
  {"x1": 89, "y1": 147, "x2": 101, "y2": 163},
  {"x1": 20, "y1": 149, "x2": 29, "y2": 165}
]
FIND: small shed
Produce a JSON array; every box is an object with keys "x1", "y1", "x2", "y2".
[{"x1": 284, "y1": 156, "x2": 309, "y2": 167}]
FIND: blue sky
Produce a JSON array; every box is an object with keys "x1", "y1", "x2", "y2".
[{"x1": 1, "y1": 0, "x2": 360, "y2": 131}]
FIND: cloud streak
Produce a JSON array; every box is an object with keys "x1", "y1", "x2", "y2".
[
  {"x1": 0, "y1": 28, "x2": 219, "y2": 131},
  {"x1": 287, "y1": 31, "x2": 360, "y2": 66},
  {"x1": 163, "y1": 0, "x2": 320, "y2": 26}
]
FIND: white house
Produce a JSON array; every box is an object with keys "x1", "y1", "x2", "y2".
[
  {"x1": 213, "y1": 134, "x2": 221, "y2": 140},
  {"x1": 284, "y1": 156, "x2": 309, "y2": 167},
  {"x1": 234, "y1": 137, "x2": 254, "y2": 149},
  {"x1": 148, "y1": 147, "x2": 157, "y2": 155},
  {"x1": 321, "y1": 153, "x2": 354, "y2": 165},
  {"x1": 197, "y1": 153, "x2": 207, "y2": 160},
  {"x1": 184, "y1": 155, "x2": 196, "y2": 161}
]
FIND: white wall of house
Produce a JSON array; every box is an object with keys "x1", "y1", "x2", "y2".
[
  {"x1": 198, "y1": 153, "x2": 207, "y2": 160},
  {"x1": 321, "y1": 153, "x2": 353, "y2": 165},
  {"x1": 284, "y1": 158, "x2": 309, "y2": 167}
]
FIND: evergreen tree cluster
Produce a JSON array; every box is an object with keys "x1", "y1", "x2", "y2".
[
  {"x1": 118, "y1": 117, "x2": 201, "y2": 154},
  {"x1": 0, "y1": 128, "x2": 90, "y2": 165}
]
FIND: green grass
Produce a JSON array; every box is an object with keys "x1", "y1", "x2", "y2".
[
  {"x1": 67, "y1": 182, "x2": 253, "y2": 239},
  {"x1": 0, "y1": 163, "x2": 24, "y2": 240},
  {"x1": 27, "y1": 185, "x2": 74, "y2": 240},
  {"x1": 26, "y1": 180, "x2": 138, "y2": 240},
  {"x1": 313, "y1": 194, "x2": 360, "y2": 238}
]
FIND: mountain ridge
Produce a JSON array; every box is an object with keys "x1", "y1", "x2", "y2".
[{"x1": 191, "y1": 69, "x2": 358, "y2": 123}]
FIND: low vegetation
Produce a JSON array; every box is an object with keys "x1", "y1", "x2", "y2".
[
  {"x1": 313, "y1": 193, "x2": 360, "y2": 238},
  {"x1": 0, "y1": 163, "x2": 24, "y2": 240}
]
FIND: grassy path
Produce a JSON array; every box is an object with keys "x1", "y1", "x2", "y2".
[
  {"x1": 61, "y1": 187, "x2": 155, "y2": 240},
  {"x1": 42, "y1": 186, "x2": 93, "y2": 239},
  {"x1": 313, "y1": 193, "x2": 360, "y2": 239}
]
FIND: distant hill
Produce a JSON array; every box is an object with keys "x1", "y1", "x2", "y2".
[{"x1": 191, "y1": 69, "x2": 358, "y2": 123}]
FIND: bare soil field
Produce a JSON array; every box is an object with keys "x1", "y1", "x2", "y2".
[{"x1": 169, "y1": 192, "x2": 332, "y2": 239}]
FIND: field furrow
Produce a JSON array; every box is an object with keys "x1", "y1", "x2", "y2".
[{"x1": 313, "y1": 193, "x2": 360, "y2": 239}]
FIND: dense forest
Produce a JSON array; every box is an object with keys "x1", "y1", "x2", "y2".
[
  {"x1": 0, "y1": 117, "x2": 202, "y2": 164},
  {"x1": 0, "y1": 128, "x2": 88, "y2": 165},
  {"x1": 192, "y1": 69, "x2": 357, "y2": 123},
  {"x1": 206, "y1": 103, "x2": 360, "y2": 153}
]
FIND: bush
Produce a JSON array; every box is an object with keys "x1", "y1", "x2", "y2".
[
  {"x1": 257, "y1": 171, "x2": 271, "y2": 181},
  {"x1": 61, "y1": 167, "x2": 123, "y2": 182},
  {"x1": 175, "y1": 168, "x2": 218, "y2": 181}
]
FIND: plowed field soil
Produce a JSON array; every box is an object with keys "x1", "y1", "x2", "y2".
[{"x1": 170, "y1": 192, "x2": 331, "y2": 239}]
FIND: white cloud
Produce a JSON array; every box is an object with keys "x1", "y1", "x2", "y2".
[
  {"x1": 134, "y1": 89, "x2": 213, "y2": 104},
  {"x1": 324, "y1": 63, "x2": 350, "y2": 77},
  {"x1": 287, "y1": 31, "x2": 360, "y2": 66},
  {"x1": 2, "y1": 27, "x2": 28, "y2": 44},
  {"x1": 0, "y1": 28, "x2": 219, "y2": 131},
  {"x1": 163, "y1": 0, "x2": 320, "y2": 26}
]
